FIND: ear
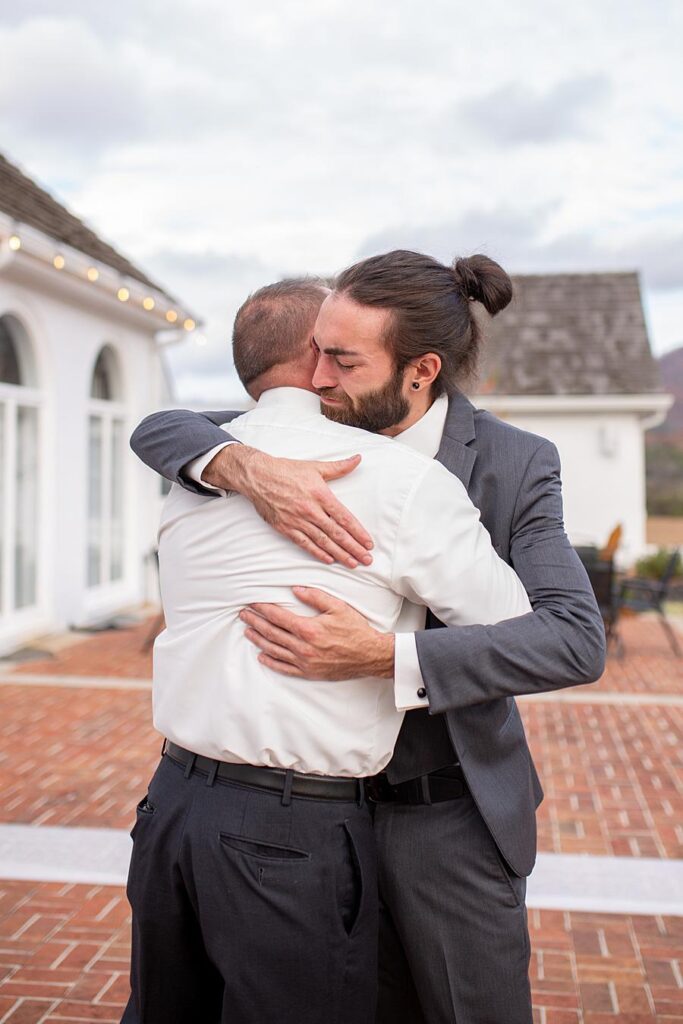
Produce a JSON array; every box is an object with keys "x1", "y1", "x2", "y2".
[{"x1": 408, "y1": 353, "x2": 442, "y2": 390}]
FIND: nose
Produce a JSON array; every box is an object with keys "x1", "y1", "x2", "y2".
[{"x1": 312, "y1": 353, "x2": 338, "y2": 390}]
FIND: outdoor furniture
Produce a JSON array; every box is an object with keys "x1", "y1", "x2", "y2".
[
  {"x1": 574, "y1": 547, "x2": 621, "y2": 654},
  {"x1": 618, "y1": 549, "x2": 682, "y2": 657},
  {"x1": 584, "y1": 557, "x2": 621, "y2": 654},
  {"x1": 599, "y1": 523, "x2": 623, "y2": 561}
]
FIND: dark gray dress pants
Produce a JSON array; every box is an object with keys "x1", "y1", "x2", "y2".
[
  {"x1": 121, "y1": 754, "x2": 378, "y2": 1024},
  {"x1": 374, "y1": 792, "x2": 532, "y2": 1024}
]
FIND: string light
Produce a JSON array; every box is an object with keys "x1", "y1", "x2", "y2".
[
  {"x1": 10, "y1": 238, "x2": 190, "y2": 327},
  {"x1": 195, "y1": 334, "x2": 207, "y2": 347}
]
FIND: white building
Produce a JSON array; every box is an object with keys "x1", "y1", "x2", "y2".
[
  {"x1": 474, "y1": 273, "x2": 672, "y2": 565},
  {"x1": 0, "y1": 152, "x2": 198, "y2": 656}
]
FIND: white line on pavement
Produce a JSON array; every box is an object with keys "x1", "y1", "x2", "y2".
[
  {"x1": 0, "y1": 824, "x2": 681, "y2": 916},
  {"x1": 0, "y1": 673, "x2": 152, "y2": 691},
  {"x1": 1, "y1": 673, "x2": 682, "y2": 705}
]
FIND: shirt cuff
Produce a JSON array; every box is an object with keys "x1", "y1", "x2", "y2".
[
  {"x1": 183, "y1": 441, "x2": 235, "y2": 495},
  {"x1": 394, "y1": 633, "x2": 430, "y2": 711}
]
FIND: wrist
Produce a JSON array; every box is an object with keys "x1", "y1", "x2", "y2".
[
  {"x1": 203, "y1": 443, "x2": 254, "y2": 493},
  {"x1": 371, "y1": 632, "x2": 395, "y2": 678}
]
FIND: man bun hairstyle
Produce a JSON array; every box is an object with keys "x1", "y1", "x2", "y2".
[
  {"x1": 336, "y1": 250, "x2": 512, "y2": 395},
  {"x1": 452, "y1": 254, "x2": 513, "y2": 317}
]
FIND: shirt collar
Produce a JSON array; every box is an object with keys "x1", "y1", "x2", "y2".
[
  {"x1": 255, "y1": 385, "x2": 448, "y2": 459},
  {"x1": 256, "y1": 387, "x2": 322, "y2": 413},
  {"x1": 395, "y1": 393, "x2": 449, "y2": 458}
]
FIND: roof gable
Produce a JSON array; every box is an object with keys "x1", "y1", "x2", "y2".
[
  {"x1": 480, "y1": 272, "x2": 662, "y2": 396},
  {"x1": 0, "y1": 152, "x2": 170, "y2": 299}
]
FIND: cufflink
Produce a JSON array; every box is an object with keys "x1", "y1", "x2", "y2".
[{"x1": 417, "y1": 687, "x2": 427, "y2": 699}]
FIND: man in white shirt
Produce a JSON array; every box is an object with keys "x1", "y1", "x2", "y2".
[{"x1": 123, "y1": 275, "x2": 531, "y2": 1024}]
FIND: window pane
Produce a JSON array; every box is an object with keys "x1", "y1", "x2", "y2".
[
  {"x1": 15, "y1": 405, "x2": 38, "y2": 608},
  {"x1": 110, "y1": 419, "x2": 124, "y2": 580},
  {"x1": 0, "y1": 319, "x2": 22, "y2": 385},
  {"x1": 87, "y1": 415, "x2": 103, "y2": 586}
]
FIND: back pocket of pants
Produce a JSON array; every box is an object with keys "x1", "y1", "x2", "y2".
[{"x1": 219, "y1": 833, "x2": 311, "y2": 862}]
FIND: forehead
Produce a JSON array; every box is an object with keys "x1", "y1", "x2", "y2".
[{"x1": 314, "y1": 293, "x2": 391, "y2": 356}]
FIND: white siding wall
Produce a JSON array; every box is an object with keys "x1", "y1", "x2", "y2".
[
  {"x1": 478, "y1": 405, "x2": 647, "y2": 566},
  {"x1": 0, "y1": 272, "x2": 165, "y2": 653}
]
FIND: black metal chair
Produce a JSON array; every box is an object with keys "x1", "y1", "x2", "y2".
[
  {"x1": 574, "y1": 547, "x2": 621, "y2": 654},
  {"x1": 585, "y1": 557, "x2": 621, "y2": 654},
  {"x1": 618, "y1": 549, "x2": 682, "y2": 657}
]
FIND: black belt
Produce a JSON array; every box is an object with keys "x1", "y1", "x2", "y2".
[
  {"x1": 163, "y1": 741, "x2": 367, "y2": 802},
  {"x1": 366, "y1": 765, "x2": 467, "y2": 805}
]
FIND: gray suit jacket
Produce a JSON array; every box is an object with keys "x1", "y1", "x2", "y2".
[{"x1": 130, "y1": 392, "x2": 605, "y2": 875}]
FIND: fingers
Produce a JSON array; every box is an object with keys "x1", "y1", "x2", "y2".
[
  {"x1": 240, "y1": 608, "x2": 304, "y2": 649},
  {"x1": 297, "y1": 522, "x2": 361, "y2": 569},
  {"x1": 319, "y1": 495, "x2": 374, "y2": 555},
  {"x1": 246, "y1": 603, "x2": 310, "y2": 636},
  {"x1": 257, "y1": 653, "x2": 305, "y2": 677},
  {"x1": 290, "y1": 587, "x2": 339, "y2": 613},
  {"x1": 286, "y1": 529, "x2": 335, "y2": 565},
  {"x1": 318, "y1": 455, "x2": 362, "y2": 481},
  {"x1": 244, "y1": 628, "x2": 300, "y2": 665}
]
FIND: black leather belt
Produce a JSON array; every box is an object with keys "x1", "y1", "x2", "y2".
[
  {"x1": 163, "y1": 741, "x2": 367, "y2": 802},
  {"x1": 366, "y1": 765, "x2": 467, "y2": 805}
]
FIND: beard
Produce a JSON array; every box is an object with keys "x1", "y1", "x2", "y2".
[{"x1": 318, "y1": 366, "x2": 410, "y2": 433}]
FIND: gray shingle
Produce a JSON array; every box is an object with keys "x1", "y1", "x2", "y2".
[
  {"x1": 480, "y1": 272, "x2": 663, "y2": 395},
  {"x1": 0, "y1": 152, "x2": 174, "y2": 300}
]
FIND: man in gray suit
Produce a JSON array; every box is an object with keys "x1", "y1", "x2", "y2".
[{"x1": 131, "y1": 249, "x2": 605, "y2": 1023}]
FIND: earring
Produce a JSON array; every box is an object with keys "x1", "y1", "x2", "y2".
[{"x1": 411, "y1": 382, "x2": 420, "y2": 390}]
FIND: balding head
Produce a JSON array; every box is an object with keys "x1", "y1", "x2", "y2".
[{"x1": 232, "y1": 278, "x2": 330, "y2": 398}]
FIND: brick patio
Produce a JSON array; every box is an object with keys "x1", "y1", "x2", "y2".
[{"x1": 0, "y1": 613, "x2": 681, "y2": 1022}]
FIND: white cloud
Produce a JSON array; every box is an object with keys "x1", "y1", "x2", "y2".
[{"x1": 0, "y1": 0, "x2": 681, "y2": 379}]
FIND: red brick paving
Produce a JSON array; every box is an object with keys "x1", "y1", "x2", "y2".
[
  {"x1": 8, "y1": 620, "x2": 156, "y2": 682},
  {"x1": 1, "y1": 613, "x2": 682, "y2": 1021},
  {"x1": 0, "y1": 687, "x2": 158, "y2": 831},
  {"x1": 4, "y1": 612, "x2": 682, "y2": 693},
  {"x1": 526, "y1": 703, "x2": 683, "y2": 858},
  {"x1": 1, "y1": 680, "x2": 680, "y2": 854},
  {"x1": 1, "y1": 882, "x2": 682, "y2": 1023}
]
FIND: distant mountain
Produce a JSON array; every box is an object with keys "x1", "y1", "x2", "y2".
[{"x1": 655, "y1": 345, "x2": 683, "y2": 438}]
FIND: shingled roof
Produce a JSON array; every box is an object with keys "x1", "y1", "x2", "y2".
[
  {"x1": 0, "y1": 152, "x2": 169, "y2": 296},
  {"x1": 480, "y1": 272, "x2": 663, "y2": 396}
]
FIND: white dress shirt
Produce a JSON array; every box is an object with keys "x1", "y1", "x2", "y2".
[
  {"x1": 185, "y1": 394, "x2": 450, "y2": 709},
  {"x1": 155, "y1": 387, "x2": 531, "y2": 777}
]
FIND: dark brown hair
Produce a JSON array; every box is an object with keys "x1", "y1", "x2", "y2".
[
  {"x1": 232, "y1": 278, "x2": 328, "y2": 389},
  {"x1": 335, "y1": 250, "x2": 512, "y2": 395}
]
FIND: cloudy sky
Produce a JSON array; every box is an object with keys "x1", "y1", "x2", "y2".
[{"x1": 1, "y1": 0, "x2": 681, "y2": 403}]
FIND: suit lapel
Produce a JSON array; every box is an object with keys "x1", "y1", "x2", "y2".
[{"x1": 436, "y1": 391, "x2": 478, "y2": 489}]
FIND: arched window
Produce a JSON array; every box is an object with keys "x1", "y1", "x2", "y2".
[
  {"x1": 87, "y1": 345, "x2": 125, "y2": 588},
  {"x1": 0, "y1": 315, "x2": 41, "y2": 616}
]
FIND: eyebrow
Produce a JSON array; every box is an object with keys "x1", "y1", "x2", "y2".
[{"x1": 312, "y1": 336, "x2": 364, "y2": 358}]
